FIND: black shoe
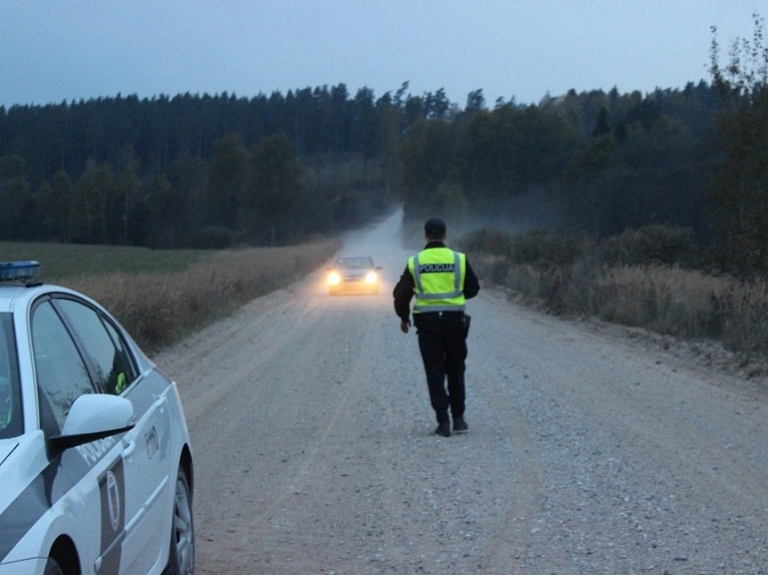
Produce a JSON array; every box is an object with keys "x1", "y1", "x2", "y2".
[
  {"x1": 435, "y1": 421, "x2": 451, "y2": 437},
  {"x1": 453, "y1": 417, "x2": 468, "y2": 433}
]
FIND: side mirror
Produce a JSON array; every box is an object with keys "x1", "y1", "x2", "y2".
[{"x1": 50, "y1": 394, "x2": 136, "y2": 450}]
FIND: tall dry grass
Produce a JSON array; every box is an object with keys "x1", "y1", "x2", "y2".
[
  {"x1": 495, "y1": 260, "x2": 768, "y2": 359},
  {"x1": 580, "y1": 265, "x2": 727, "y2": 338},
  {"x1": 61, "y1": 240, "x2": 340, "y2": 352},
  {"x1": 464, "y1": 226, "x2": 768, "y2": 362}
]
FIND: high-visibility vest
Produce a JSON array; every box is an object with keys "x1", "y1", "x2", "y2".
[{"x1": 408, "y1": 247, "x2": 467, "y2": 313}]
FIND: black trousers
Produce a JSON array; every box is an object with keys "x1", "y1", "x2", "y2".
[{"x1": 413, "y1": 312, "x2": 467, "y2": 423}]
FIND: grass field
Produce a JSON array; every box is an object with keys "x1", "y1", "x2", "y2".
[{"x1": 0, "y1": 241, "x2": 204, "y2": 279}]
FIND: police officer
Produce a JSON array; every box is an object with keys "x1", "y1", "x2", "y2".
[{"x1": 393, "y1": 217, "x2": 480, "y2": 437}]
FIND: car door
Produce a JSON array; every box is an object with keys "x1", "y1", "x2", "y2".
[
  {"x1": 53, "y1": 296, "x2": 173, "y2": 574},
  {"x1": 31, "y1": 298, "x2": 127, "y2": 572}
]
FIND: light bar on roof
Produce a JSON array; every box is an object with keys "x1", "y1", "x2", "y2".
[{"x1": 0, "y1": 261, "x2": 41, "y2": 283}]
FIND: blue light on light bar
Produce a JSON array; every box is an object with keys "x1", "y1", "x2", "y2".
[{"x1": 0, "y1": 261, "x2": 41, "y2": 282}]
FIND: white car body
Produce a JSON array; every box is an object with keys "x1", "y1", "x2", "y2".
[
  {"x1": 326, "y1": 256, "x2": 381, "y2": 295},
  {"x1": 0, "y1": 264, "x2": 194, "y2": 575}
]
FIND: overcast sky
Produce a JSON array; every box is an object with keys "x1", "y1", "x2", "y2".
[{"x1": 0, "y1": 1, "x2": 762, "y2": 109}]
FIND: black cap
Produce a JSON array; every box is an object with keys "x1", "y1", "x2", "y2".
[{"x1": 424, "y1": 217, "x2": 446, "y2": 236}]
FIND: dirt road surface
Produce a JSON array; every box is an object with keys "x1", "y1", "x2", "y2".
[{"x1": 155, "y1": 211, "x2": 768, "y2": 574}]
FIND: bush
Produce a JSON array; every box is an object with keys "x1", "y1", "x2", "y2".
[
  {"x1": 599, "y1": 225, "x2": 697, "y2": 267},
  {"x1": 717, "y1": 280, "x2": 768, "y2": 357},
  {"x1": 458, "y1": 228, "x2": 514, "y2": 257},
  {"x1": 508, "y1": 229, "x2": 585, "y2": 268}
]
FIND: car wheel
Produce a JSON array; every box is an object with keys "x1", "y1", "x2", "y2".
[
  {"x1": 165, "y1": 468, "x2": 194, "y2": 575},
  {"x1": 44, "y1": 558, "x2": 64, "y2": 575}
]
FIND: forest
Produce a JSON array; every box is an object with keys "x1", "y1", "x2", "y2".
[{"x1": 0, "y1": 15, "x2": 766, "y2": 275}]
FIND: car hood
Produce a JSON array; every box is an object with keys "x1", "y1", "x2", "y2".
[{"x1": 339, "y1": 269, "x2": 372, "y2": 278}]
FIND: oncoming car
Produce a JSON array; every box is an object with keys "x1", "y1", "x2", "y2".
[
  {"x1": 326, "y1": 256, "x2": 382, "y2": 295},
  {"x1": 0, "y1": 261, "x2": 194, "y2": 575}
]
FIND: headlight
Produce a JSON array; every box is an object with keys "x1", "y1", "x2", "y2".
[
  {"x1": 328, "y1": 271, "x2": 341, "y2": 285},
  {"x1": 365, "y1": 271, "x2": 378, "y2": 284}
]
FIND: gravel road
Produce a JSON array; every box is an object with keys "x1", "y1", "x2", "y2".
[{"x1": 154, "y1": 211, "x2": 768, "y2": 574}]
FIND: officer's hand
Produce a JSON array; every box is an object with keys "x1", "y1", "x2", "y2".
[{"x1": 400, "y1": 319, "x2": 411, "y2": 334}]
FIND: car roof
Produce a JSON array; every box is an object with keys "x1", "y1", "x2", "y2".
[
  {"x1": 336, "y1": 256, "x2": 373, "y2": 262},
  {"x1": 0, "y1": 283, "x2": 79, "y2": 314},
  {"x1": 0, "y1": 285, "x2": 33, "y2": 313}
]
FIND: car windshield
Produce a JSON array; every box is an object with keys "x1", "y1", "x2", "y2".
[
  {"x1": 336, "y1": 257, "x2": 373, "y2": 269},
  {"x1": 0, "y1": 313, "x2": 22, "y2": 439}
]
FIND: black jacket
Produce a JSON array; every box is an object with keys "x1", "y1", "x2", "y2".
[{"x1": 392, "y1": 241, "x2": 480, "y2": 322}]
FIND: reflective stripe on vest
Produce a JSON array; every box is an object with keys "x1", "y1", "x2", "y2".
[{"x1": 408, "y1": 248, "x2": 466, "y2": 313}]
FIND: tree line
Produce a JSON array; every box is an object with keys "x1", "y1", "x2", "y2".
[
  {"x1": 399, "y1": 14, "x2": 768, "y2": 276},
  {"x1": 0, "y1": 15, "x2": 766, "y2": 274},
  {"x1": 0, "y1": 84, "x2": 421, "y2": 247},
  {"x1": 398, "y1": 82, "x2": 719, "y2": 243}
]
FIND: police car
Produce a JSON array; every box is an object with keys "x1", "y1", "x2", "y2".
[{"x1": 0, "y1": 261, "x2": 194, "y2": 574}]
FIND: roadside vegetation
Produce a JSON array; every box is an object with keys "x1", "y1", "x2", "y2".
[
  {"x1": 1, "y1": 239, "x2": 339, "y2": 352},
  {"x1": 459, "y1": 225, "x2": 768, "y2": 368}
]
